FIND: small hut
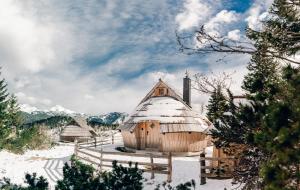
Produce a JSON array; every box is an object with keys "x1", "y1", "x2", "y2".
[
  {"x1": 119, "y1": 75, "x2": 213, "y2": 152},
  {"x1": 60, "y1": 117, "x2": 97, "y2": 142}
]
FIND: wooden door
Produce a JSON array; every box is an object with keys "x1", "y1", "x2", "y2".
[
  {"x1": 145, "y1": 122, "x2": 160, "y2": 149},
  {"x1": 138, "y1": 122, "x2": 146, "y2": 150}
]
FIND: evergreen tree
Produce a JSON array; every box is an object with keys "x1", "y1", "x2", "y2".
[
  {"x1": 0, "y1": 69, "x2": 8, "y2": 127},
  {"x1": 249, "y1": 1, "x2": 300, "y2": 189},
  {"x1": 247, "y1": 0, "x2": 300, "y2": 57},
  {"x1": 0, "y1": 68, "x2": 10, "y2": 147},
  {"x1": 207, "y1": 0, "x2": 300, "y2": 188},
  {"x1": 206, "y1": 85, "x2": 227, "y2": 124},
  {"x1": 210, "y1": 90, "x2": 242, "y2": 149},
  {"x1": 6, "y1": 94, "x2": 23, "y2": 128},
  {"x1": 255, "y1": 66, "x2": 300, "y2": 190}
]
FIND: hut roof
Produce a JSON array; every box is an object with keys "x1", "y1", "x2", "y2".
[
  {"x1": 139, "y1": 79, "x2": 190, "y2": 108},
  {"x1": 60, "y1": 116, "x2": 97, "y2": 137},
  {"x1": 120, "y1": 80, "x2": 213, "y2": 133},
  {"x1": 73, "y1": 116, "x2": 97, "y2": 136},
  {"x1": 60, "y1": 125, "x2": 93, "y2": 137}
]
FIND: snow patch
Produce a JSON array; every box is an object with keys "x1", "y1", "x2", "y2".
[
  {"x1": 20, "y1": 104, "x2": 39, "y2": 113},
  {"x1": 49, "y1": 105, "x2": 75, "y2": 114},
  {"x1": 0, "y1": 141, "x2": 237, "y2": 190}
]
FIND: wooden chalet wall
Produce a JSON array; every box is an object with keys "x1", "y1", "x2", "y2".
[
  {"x1": 121, "y1": 121, "x2": 208, "y2": 152},
  {"x1": 161, "y1": 132, "x2": 206, "y2": 152},
  {"x1": 122, "y1": 130, "x2": 137, "y2": 149}
]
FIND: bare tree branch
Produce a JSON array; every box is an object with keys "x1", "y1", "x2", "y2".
[
  {"x1": 176, "y1": 27, "x2": 300, "y2": 64},
  {"x1": 192, "y1": 71, "x2": 235, "y2": 94}
]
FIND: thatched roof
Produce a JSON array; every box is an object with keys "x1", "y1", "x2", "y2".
[
  {"x1": 60, "y1": 116, "x2": 97, "y2": 137},
  {"x1": 120, "y1": 80, "x2": 213, "y2": 133},
  {"x1": 73, "y1": 116, "x2": 97, "y2": 136},
  {"x1": 139, "y1": 79, "x2": 190, "y2": 108},
  {"x1": 60, "y1": 125, "x2": 93, "y2": 137}
]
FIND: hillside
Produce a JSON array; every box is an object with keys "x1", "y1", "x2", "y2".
[{"x1": 20, "y1": 104, "x2": 127, "y2": 128}]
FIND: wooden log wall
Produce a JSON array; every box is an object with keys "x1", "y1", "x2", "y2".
[
  {"x1": 161, "y1": 132, "x2": 206, "y2": 152},
  {"x1": 121, "y1": 121, "x2": 210, "y2": 152},
  {"x1": 122, "y1": 130, "x2": 137, "y2": 149}
]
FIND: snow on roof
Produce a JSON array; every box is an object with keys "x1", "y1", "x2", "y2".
[
  {"x1": 138, "y1": 79, "x2": 191, "y2": 108},
  {"x1": 73, "y1": 116, "x2": 97, "y2": 135},
  {"x1": 120, "y1": 96, "x2": 212, "y2": 133},
  {"x1": 60, "y1": 125, "x2": 93, "y2": 137}
]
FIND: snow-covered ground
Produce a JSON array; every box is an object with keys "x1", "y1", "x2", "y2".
[
  {"x1": 0, "y1": 144, "x2": 74, "y2": 189},
  {"x1": 0, "y1": 137, "x2": 237, "y2": 190}
]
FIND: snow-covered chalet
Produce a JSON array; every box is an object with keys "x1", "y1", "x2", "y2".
[{"x1": 119, "y1": 75, "x2": 213, "y2": 153}]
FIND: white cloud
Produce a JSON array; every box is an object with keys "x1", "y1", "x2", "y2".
[
  {"x1": 227, "y1": 29, "x2": 241, "y2": 41},
  {"x1": 0, "y1": 0, "x2": 58, "y2": 73},
  {"x1": 211, "y1": 10, "x2": 239, "y2": 23},
  {"x1": 148, "y1": 71, "x2": 177, "y2": 82},
  {"x1": 84, "y1": 94, "x2": 94, "y2": 100},
  {"x1": 245, "y1": 0, "x2": 273, "y2": 30},
  {"x1": 100, "y1": 52, "x2": 148, "y2": 75},
  {"x1": 15, "y1": 92, "x2": 26, "y2": 99},
  {"x1": 176, "y1": 0, "x2": 216, "y2": 31},
  {"x1": 1, "y1": 0, "x2": 254, "y2": 115},
  {"x1": 15, "y1": 92, "x2": 52, "y2": 106},
  {"x1": 205, "y1": 10, "x2": 239, "y2": 36}
]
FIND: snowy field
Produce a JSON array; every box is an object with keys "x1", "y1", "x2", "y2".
[
  {"x1": 0, "y1": 144, "x2": 74, "y2": 189},
  {"x1": 0, "y1": 138, "x2": 237, "y2": 190}
]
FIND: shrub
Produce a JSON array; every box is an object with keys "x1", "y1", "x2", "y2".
[
  {"x1": 56, "y1": 157, "x2": 143, "y2": 190},
  {"x1": 101, "y1": 161, "x2": 143, "y2": 190},
  {"x1": 1, "y1": 157, "x2": 195, "y2": 190},
  {"x1": 55, "y1": 157, "x2": 101, "y2": 190},
  {"x1": 0, "y1": 173, "x2": 48, "y2": 190},
  {"x1": 3, "y1": 126, "x2": 52, "y2": 154}
]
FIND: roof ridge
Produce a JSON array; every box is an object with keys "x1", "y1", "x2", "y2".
[{"x1": 137, "y1": 79, "x2": 191, "y2": 109}]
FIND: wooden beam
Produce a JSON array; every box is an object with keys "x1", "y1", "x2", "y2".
[
  {"x1": 200, "y1": 152, "x2": 206, "y2": 185},
  {"x1": 82, "y1": 147, "x2": 168, "y2": 158}
]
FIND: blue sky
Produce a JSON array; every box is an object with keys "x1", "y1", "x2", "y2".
[{"x1": 0, "y1": 0, "x2": 273, "y2": 114}]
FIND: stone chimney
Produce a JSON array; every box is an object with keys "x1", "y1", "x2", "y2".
[{"x1": 183, "y1": 72, "x2": 191, "y2": 107}]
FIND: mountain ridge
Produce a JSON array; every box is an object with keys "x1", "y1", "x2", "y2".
[{"x1": 20, "y1": 104, "x2": 128, "y2": 126}]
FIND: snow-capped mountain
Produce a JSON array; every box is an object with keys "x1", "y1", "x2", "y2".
[
  {"x1": 20, "y1": 104, "x2": 127, "y2": 126},
  {"x1": 87, "y1": 112, "x2": 128, "y2": 125},
  {"x1": 20, "y1": 104, "x2": 39, "y2": 113},
  {"x1": 49, "y1": 105, "x2": 76, "y2": 115},
  {"x1": 20, "y1": 104, "x2": 77, "y2": 115}
]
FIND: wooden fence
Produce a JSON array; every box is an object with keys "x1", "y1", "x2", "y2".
[
  {"x1": 74, "y1": 139, "x2": 172, "y2": 182},
  {"x1": 77, "y1": 133, "x2": 123, "y2": 147},
  {"x1": 200, "y1": 152, "x2": 236, "y2": 185}
]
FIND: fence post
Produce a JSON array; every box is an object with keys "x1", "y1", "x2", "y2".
[
  {"x1": 112, "y1": 133, "x2": 114, "y2": 144},
  {"x1": 167, "y1": 152, "x2": 172, "y2": 183},
  {"x1": 74, "y1": 138, "x2": 78, "y2": 158},
  {"x1": 99, "y1": 147, "x2": 103, "y2": 173},
  {"x1": 150, "y1": 154, "x2": 154, "y2": 179},
  {"x1": 200, "y1": 152, "x2": 206, "y2": 185},
  {"x1": 94, "y1": 137, "x2": 97, "y2": 148}
]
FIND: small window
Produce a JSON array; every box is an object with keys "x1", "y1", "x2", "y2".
[{"x1": 159, "y1": 88, "x2": 165, "y2": 96}]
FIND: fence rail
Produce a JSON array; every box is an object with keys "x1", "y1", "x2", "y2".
[
  {"x1": 77, "y1": 134, "x2": 123, "y2": 148},
  {"x1": 74, "y1": 136, "x2": 237, "y2": 185},
  {"x1": 74, "y1": 139, "x2": 172, "y2": 182}
]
